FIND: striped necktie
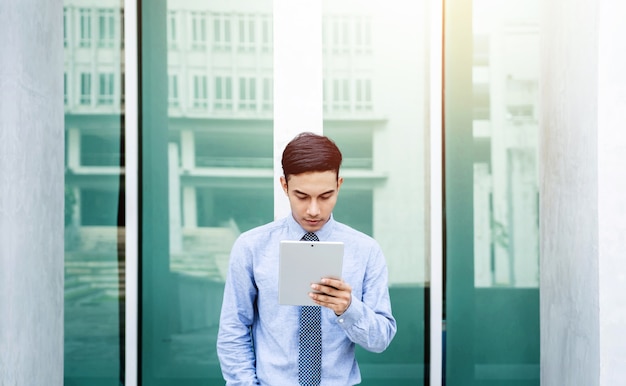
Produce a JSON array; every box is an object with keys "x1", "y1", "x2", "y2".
[{"x1": 298, "y1": 232, "x2": 322, "y2": 385}]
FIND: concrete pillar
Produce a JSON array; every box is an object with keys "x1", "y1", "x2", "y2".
[
  {"x1": 596, "y1": 1, "x2": 626, "y2": 383},
  {"x1": 0, "y1": 0, "x2": 64, "y2": 384},
  {"x1": 541, "y1": 0, "x2": 626, "y2": 384}
]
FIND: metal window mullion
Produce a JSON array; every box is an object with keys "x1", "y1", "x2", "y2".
[
  {"x1": 429, "y1": 0, "x2": 444, "y2": 384},
  {"x1": 124, "y1": 0, "x2": 139, "y2": 385}
]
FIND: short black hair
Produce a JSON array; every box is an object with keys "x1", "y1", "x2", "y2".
[{"x1": 281, "y1": 132, "x2": 343, "y2": 181}]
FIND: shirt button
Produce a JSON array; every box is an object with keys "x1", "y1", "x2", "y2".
[{"x1": 339, "y1": 318, "x2": 344, "y2": 323}]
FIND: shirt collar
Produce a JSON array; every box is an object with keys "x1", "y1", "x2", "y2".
[{"x1": 286, "y1": 213, "x2": 335, "y2": 241}]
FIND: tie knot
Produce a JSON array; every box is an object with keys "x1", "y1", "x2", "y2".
[{"x1": 301, "y1": 232, "x2": 319, "y2": 242}]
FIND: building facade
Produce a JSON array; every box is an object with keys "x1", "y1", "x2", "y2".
[{"x1": 3, "y1": 0, "x2": 625, "y2": 385}]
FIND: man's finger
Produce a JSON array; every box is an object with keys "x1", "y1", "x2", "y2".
[
  {"x1": 311, "y1": 283, "x2": 337, "y2": 296},
  {"x1": 321, "y1": 277, "x2": 345, "y2": 289}
]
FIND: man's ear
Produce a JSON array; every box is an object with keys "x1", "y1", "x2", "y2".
[
  {"x1": 280, "y1": 176, "x2": 288, "y2": 195},
  {"x1": 337, "y1": 176, "x2": 344, "y2": 191}
]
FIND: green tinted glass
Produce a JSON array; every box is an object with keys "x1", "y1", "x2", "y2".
[
  {"x1": 323, "y1": 1, "x2": 431, "y2": 384},
  {"x1": 141, "y1": 1, "x2": 274, "y2": 384},
  {"x1": 444, "y1": 0, "x2": 540, "y2": 385},
  {"x1": 64, "y1": 1, "x2": 125, "y2": 384}
]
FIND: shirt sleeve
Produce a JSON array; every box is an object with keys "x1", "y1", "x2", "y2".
[
  {"x1": 335, "y1": 246, "x2": 397, "y2": 353},
  {"x1": 216, "y1": 237, "x2": 260, "y2": 385}
]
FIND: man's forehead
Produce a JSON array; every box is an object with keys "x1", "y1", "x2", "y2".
[
  {"x1": 286, "y1": 171, "x2": 339, "y2": 193},
  {"x1": 286, "y1": 170, "x2": 338, "y2": 182}
]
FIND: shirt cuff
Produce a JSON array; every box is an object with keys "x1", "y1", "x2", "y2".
[{"x1": 334, "y1": 294, "x2": 363, "y2": 328}]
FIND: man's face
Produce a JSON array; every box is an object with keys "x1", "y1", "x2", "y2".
[{"x1": 281, "y1": 170, "x2": 343, "y2": 233}]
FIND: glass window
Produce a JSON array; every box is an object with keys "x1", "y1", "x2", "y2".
[
  {"x1": 97, "y1": 9, "x2": 116, "y2": 48},
  {"x1": 248, "y1": 19, "x2": 255, "y2": 44},
  {"x1": 329, "y1": 77, "x2": 351, "y2": 112},
  {"x1": 79, "y1": 72, "x2": 91, "y2": 105},
  {"x1": 80, "y1": 132, "x2": 124, "y2": 167},
  {"x1": 98, "y1": 73, "x2": 115, "y2": 105},
  {"x1": 79, "y1": 8, "x2": 92, "y2": 48},
  {"x1": 327, "y1": 15, "x2": 351, "y2": 54},
  {"x1": 64, "y1": 2, "x2": 124, "y2": 385},
  {"x1": 331, "y1": 131, "x2": 373, "y2": 170},
  {"x1": 168, "y1": 73, "x2": 179, "y2": 108},
  {"x1": 195, "y1": 131, "x2": 272, "y2": 169},
  {"x1": 80, "y1": 188, "x2": 120, "y2": 226},
  {"x1": 262, "y1": 77, "x2": 272, "y2": 112},
  {"x1": 342, "y1": 18, "x2": 350, "y2": 50},
  {"x1": 212, "y1": 14, "x2": 233, "y2": 51},
  {"x1": 323, "y1": 77, "x2": 328, "y2": 111},
  {"x1": 120, "y1": 9, "x2": 125, "y2": 48},
  {"x1": 64, "y1": 72, "x2": 68, "y2": 105},
  {"x1": 261, "y1": 16, "x2": 272, "y2": 52},
  {"x1": 120, "y1": 72, "x2": 125, "y2": 107},
  {"x1": 63, "y1": 7, "x2": 68, "y2": 47},
  {"x1": 354, "y1": 17, "x2": 362, "y2": 51},
  {"x1": 323, "y1": 1, "x2": 430, "y2": 384},
  {"x1": 214, "y1": 75, "x2": 233, "y2": 111},
  {"x1": 355, "y1": 78, "x2": 372, "y2": 111},
  {"x1": 444, "y1": 0, "x2": 540, "y2": 384},
  {"x1": 224, "y1": 18, "x2": 231, "y2": 45},
  {"x1": 332, "y1": 17, "x2": 340, "y2": 51},
  {"x1": 214, "y1": 17, "x2": 221, "y2": 43},
  {"x1": 237, "y1": 14, "x2": 255, "y2": 51},
  {"x1": 238, "y1": 76, "x2": 256, "y2": 111},
  {"x1": 168, "y1": 11, "x2": 178, "y2": 47},
  {"x1": 142, "y1": 1, "x2": 274, "y2": 384},
  {"x1": 192, "y1": 74, "x2": 208, "y2": 109},
  {"x1": 191, "y1": 11, "x2": 207, "y2": 50}
]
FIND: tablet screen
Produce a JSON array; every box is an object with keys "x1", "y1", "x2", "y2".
[{"x1": 278, "y1": 240, "x2": 344, "y2": 306}]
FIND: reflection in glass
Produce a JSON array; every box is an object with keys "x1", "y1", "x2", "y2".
[
  {"x1": 64, "y1": 0, "x2": 125, "y2": 384},
  {"x1": 142, "y1": 1, "x2": 274, "y2": 383},
  {"x1": 472, "y1": 0, "x2": 540, "y2": 289},
  {"x1": 445, "y1": 0, "x2": 540, "y2": 384},
  {"x1": 323, "y1": 0, "x2": 431, "y2": 384}
]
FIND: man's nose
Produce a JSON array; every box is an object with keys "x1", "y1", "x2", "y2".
[{"x1": 307, "y1": 200, "x2": 320, "y2": 216}]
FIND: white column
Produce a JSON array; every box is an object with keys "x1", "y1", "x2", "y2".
[
  {"x1": 541, "y1": 0, "x2": 626, "y2": 384},
  {"x1": 183, "y1": 187, "x2": 198, "y2": 228},
  {"x1": 67, "y1": 127, "x2": 82, "y2": 169},
  {"x1": 272, "y1": 0, "x2": 323, "y2": 219},
  {"x1": 540, "y1": 0, "x2": 599, "y2": 383},
  {"x1": 169, "y1": 143, "x2": 183, "y2": 253},
  {"x1": 597, "y1": 0, "x2": 626, "y2": 383},
  {"x1": 0, "y1": 0, "x2": 64, "y2": 384},
  {"x1": 181, "y1": 129, "x2": 195, "y2": 170}
]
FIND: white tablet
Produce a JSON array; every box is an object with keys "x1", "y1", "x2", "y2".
[{"x1": 278, "y1": 240, "x2": 344, "y2": 306}]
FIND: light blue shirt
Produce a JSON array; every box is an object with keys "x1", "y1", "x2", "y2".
[{"x1": 217, "y1": 214, "x2": 397, "y2": 385}]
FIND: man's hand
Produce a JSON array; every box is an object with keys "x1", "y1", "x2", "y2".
[{"x1": 309, "y1": 278, "x2": 352, "y2": 316}]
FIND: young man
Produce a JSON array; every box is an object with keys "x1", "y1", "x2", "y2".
[{"x1": 217, "y1": 132, "x2": 396, "y2": 385}]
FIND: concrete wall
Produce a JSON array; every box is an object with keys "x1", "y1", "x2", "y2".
[
  {"x1": 0, "y1": 0, "x2": 65, "y2": 384},
  {"x1": 541, "y1": 0, "x2": 626, "y2": 384}
]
